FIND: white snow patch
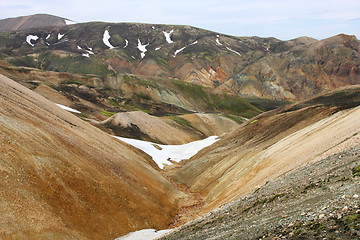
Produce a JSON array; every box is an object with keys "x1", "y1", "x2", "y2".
[
  {"x1": 155, "y1": 47, "x2": 162, "y2": 51},
  {"x1": 226, "y1": 46, "x2": 241, "y2": 55},
  {"x1": 88, "y1": 47, "x2": 93, "y2": 51},
  {"x1": 55, "y1": 104, "x2": 81, "y2": 113},
  {"x1": 114, "y1": 136, "x2": 219, "y2": 169},
  {"x1": 163, "y1": 29, "x2": 174, "y2": 44},
  {"x1": 137, "y1": 39, "x2": 149, "y2": 59},
  {"x1": 174, "y1": 46, "x2": 186, "y2": 56},
  {"x1": 216, "y1": 38, "x2": 223, "y2": 45},
  {"x1": 190, "y1": 40, "x2": 198, "y2": 45},
  {"x1": 77, "y1": 45, "x2": 82, "y2": 50},
  {"x1": 26, "y1": 35, "x2": 39, "y2": 46},
  {"x1": 46, "y1": 42, "x2": 50, "y2": 46},
  {"x1": 46, "y1": 34, "x2": 51, "y2": 40},
  {"x1": 152, "y1": 26, "x2": 156, "y2": 30},
  {"x1": 86, "y1": 50, "x2": 94, "y2": 55},
  {"x1": 82, "y1": 53, "x2": 90, "y2": 58},
  {"x1": 115, "y1": 229, "x2": 172, "y2": 240},
  {"x1": 58, "y1": 33, "x2": 65, "y2": 40},
  {"x1": 124, "y1": 39, "x2": 129, "y2": 48},
  {"x1": 65, "y1": 19, "x2": 77, "y2": 25},
  {"x1": 103, "y1": 29, "x2": 115, "y2": 49}
]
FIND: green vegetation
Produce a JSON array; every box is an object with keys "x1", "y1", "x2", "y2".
[
  {"x1": 99, "y1": 110, "x2": 116, "y2": 117},
  {"x1": 345, "y1": 214, "x2": 360, "y2": 230},
  {"x1": 173, "y1": 80, "x2": 262, "y2": 118},
  {"x1": 249, "y1": 119, "x2": 258, "y2": 125},
  {"x1": 168, "y1": 115, "x2": 192, "y2": 128},
  {"x1": 123, "y1": 74, "x2": 157, "y2": 88},
  {"x1": 352, "y1": 166, "x2": 360, "y2": 177}
]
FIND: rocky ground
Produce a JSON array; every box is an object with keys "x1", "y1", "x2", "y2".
[{"x1": 160, "y1": 144, "x2": 360, "y2": 239}]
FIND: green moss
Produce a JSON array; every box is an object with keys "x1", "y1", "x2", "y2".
[
  {"x1": 168, "y1": 115, "x2": 192, "y2": 128},
  {"x1": 346, "y1": 214, "x2": 360, "y2": 230},
  {"x1": 99, "y1": 110, "x2": 116, "y2": 117},
  {"x1": 352, "y1": 166, "x2": 360, "y2": 176}
]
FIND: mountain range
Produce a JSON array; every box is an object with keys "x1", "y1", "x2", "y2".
[
  {"x1": 0, "y1": 14, "x2": 359, "y2": 100},
  {"x1": 0, "y1": 14, "x2": 359, "y2": 240}
]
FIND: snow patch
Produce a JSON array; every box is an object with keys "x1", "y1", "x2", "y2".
[
  {"x1": 163, "y1": 29, "x2": 174, "y2": 44},
  {"x1": 46, "y1": 34, "x2": 51, "y2": 40},
  {"x1": 86, "y1": 50, "x2": 94, "y2": 55},
  {"x1": 114, "y1": 136, "x2": 219, "y2": 169},
  {"x1": 155, "y1": 47, "x2": 161, "y2": 51},
  {"x1": 152, "y1": 26, "x2": 156, "y2": 30},
  {"x1": 55, "y1": 104, "x2": 81, "y2": 113},
  {"x1": 88, "y1": 47, "x2": 92, "y2": 51},
  {"x1": 115, "y1": 229, "x2": 172, "y2": 240},
  {"x1": 82, "y1": 53, "x2": 90, "y2": 58},
  {"x1": 226, "y1": 46, "x2": 241, "y2": 56},
  {"x1": 124, "y1": 39, "x2": 128, "y2": 48},
  {"x1": 137, "y1": 39, "x2": 149, "y2": 59},
  {"x1": 58, "y1": 33, "x2": 65, "y2": 40},
  {"x1": 216, "y1": 38, "x2": 223, "y2": 45},
  {"x1": 174, "y1": 46, "x2": 186, "y2": 56},
  {"x1": 46, "y1": 42, "x2": 50, "y2": 46},
  {"x1": 103, "y1": 29, "x2": 115, "y2": 49},
  {"x1": 26, "y1": 35, "x2": 39, "y2": 46},
  {"x1": 64, "y1": 19, "x2": 77, "y2": 25},
  {"x1": 77, "y1": 45, "x2": 82, "y2": 50},
  {"x1": 190, "y1": 40, "x2": 198, "y2": 45}
]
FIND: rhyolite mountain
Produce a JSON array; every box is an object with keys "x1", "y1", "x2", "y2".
[
  {"x1": 0, "y1": 14, "x2": 359, "y2": 100},
  {"x1": 0, "y1": 14, "x2": 75, "y2": 32}
]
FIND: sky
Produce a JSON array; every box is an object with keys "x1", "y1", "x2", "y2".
[{"x1": 0, "y1": 0, "x2": 359, "y2": 40}]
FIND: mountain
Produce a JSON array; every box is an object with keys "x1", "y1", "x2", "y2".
[
  {"x1": 0, "y1": 73, "x2": 191, "y2": 239},
  {"x1": 0, "y1": 16, "x2": 358, "y2": 100},
  {"x1": 0, "y1": 14, "x2": 75, "y2": 32},
  {"x1": 168, "y1": 85, "x2": 360, "y2": 224}
]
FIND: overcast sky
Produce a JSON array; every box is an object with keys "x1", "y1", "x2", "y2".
[{"x1": 0, "y1": 0, "x2": 359, "y2": 40}]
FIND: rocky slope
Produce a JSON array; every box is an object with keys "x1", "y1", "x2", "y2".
[
  {"x1": 0, "y1": 73, "x2": 191, "y2": 239},
  {"x1": 167, "y1": 86, "x2": 360, "y2": 223},
  {"x1": 161, "y1": 144, "x2": 360, "y2": 239},
  {"x1": 0, "y1": 15, "x2": 359, "y2": 100},
  {"x1": 0, "y1": 14, "x2": 74, "y2": 32}
]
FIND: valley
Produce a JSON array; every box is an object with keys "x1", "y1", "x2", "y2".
[{"x1": 0, "y1": 14, "x2": 359, "y2": 240}]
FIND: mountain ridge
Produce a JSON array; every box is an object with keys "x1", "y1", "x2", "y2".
[{"x1": 1, "y1": 14, "x2": 358, "y2": 100}]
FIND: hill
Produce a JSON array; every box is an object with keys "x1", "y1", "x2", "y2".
[
  {"x1": 0, "y1": 14, "x2": 74, "y2": 32},
  {"x1": 0, "y1": 73, "x2": 190, "y2": 239},
  {"x1": 0, "y1": 16, "x2": 358, "y2": 100},
  {"x1": 166, "y1": 86, "x2": 360, "y2": 225}
]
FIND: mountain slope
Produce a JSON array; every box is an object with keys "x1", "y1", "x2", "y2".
[
  {"x1": 170, "y1": 86, "x2": 360, "y2": 217},
  {"x1": 0, "y1": 73, "x2": 187, "y2": 239},
  {"x1": 161, "y1": 144, "x2": 360, "y2": 239},
  {"x1": 0, "y1": 14, "x2": 74, "y2": 32},
  {"x1": 0, "y1": 16, "x2": 358, "y2": 100}
]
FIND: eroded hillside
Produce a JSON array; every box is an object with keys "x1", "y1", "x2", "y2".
[
  {"x1": 168, "y1": 86, "x2": 360, "y2": 223},
  {"x1": 0, "y1": 74, "x2": 190, "y2": 239}
]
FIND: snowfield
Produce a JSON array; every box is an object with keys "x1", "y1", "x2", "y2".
[
  {"x1": 55, "y1": 104, "x2": 81, "y2": 113},
  {"x1": 103, "y1": 29, "x2": 115, "y2": 49},
  {"x1": 114, "y1": 136, "x2": 219, "y2": 169},
  {"x1": 115, "y1": 229, "x2": 172, "y2": 240},
  {"x1": 26, "y1": 35, "x2": 39, "y2": 46},
  {"x1": 163, "y1": 29, "x2": 174, "y2": 43},
  {"x1": 137, "y1": 39, "x2": 149, "y2": 58}
]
